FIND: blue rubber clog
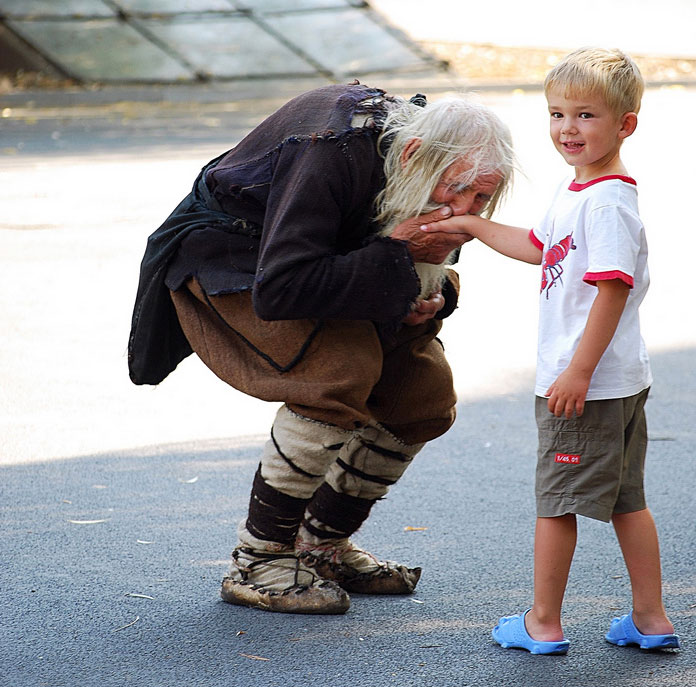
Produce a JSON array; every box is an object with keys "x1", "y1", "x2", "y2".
[
  {"x1": 492, "y1": 610, "x2": 570, "y2": 655},
  {"x1": 605, "y1": 613, "x2": 680, "y2": 650}
]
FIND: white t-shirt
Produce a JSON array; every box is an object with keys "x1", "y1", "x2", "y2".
[{"x1": 530, "y1": 175, "x2": 652, "y2": 400}]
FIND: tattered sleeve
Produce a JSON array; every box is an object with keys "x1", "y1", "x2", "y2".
[{"x1": 252, "y1": 135, "x2": 420, "y2": 322}]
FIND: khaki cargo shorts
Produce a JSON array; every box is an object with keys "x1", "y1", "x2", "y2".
[{"x1": 535, "y1": 388, "x2": 650, "y2": 522}]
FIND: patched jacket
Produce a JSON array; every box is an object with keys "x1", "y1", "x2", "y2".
[{"x1": 128, "y1": 83, "x2": 458, "y2": 385}]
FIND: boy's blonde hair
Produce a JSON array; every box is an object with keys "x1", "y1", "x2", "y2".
[{"x1": 544, "y1": 47, "x2": 644, "y2": 116}]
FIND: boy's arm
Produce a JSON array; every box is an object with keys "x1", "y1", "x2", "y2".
[
  {"x1": 420, "y1": 215, "x2": 542, "y2": 264},
  {"x1": 546, "y1": 278, "x2": 630, "y2": 418}
]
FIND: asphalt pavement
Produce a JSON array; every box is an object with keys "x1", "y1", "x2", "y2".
[
  {"x1": 1, "y1": 79, "x2": 695, "y2": 686},
  {"x1": 1, "y1": 351, "x2": 694, "y2": 687}
]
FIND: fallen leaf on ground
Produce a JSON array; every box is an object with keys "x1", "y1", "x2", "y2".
[{"x1": 113, "y1": 616, "x2": 140, "y2": 632}]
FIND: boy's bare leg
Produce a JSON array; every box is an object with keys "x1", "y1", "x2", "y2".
[
  {"x1": 611, "y1": 508, "x2": 674, "y2": 635},
  {"x1": 526, "y1": 514, "x2": 577, "y2": 642}
]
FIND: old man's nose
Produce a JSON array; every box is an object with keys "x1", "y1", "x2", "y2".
[{"x1": 449, "y1": 192, "x2": 476, "y2": 215}]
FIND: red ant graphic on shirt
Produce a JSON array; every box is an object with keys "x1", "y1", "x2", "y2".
[{"x1": 541, "y1": 233, "x2": 576, "y2": 298}]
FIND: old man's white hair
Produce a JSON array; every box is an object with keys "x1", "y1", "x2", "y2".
[{"x1": 375, "y1": 95, "x2": 515, "y2": 298}]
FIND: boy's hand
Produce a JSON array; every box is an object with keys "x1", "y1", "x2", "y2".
[
  {"x1": 545, "y1": 368, "x2": 592, "y2": 418},
  {"x1": 419, "y1": 214, "x2": 480, "y2": 240}
]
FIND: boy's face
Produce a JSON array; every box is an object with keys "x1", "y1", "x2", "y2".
[{"x1": 546, "y1": 88, "x2": 635, "y2": 183}]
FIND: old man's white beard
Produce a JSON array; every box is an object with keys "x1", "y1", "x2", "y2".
[
  {"x1": 378, "y1": 209, "x2": 455, "y2": 300},
  {"x1": 410, "y1": 252, "x2": 456, "y2": 300}
]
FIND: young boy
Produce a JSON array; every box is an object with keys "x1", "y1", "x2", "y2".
[{"x1": 422, "y1": 47, "x2": 679, "y2": 654}]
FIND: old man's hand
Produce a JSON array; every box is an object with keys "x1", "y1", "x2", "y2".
[
  {"x1": 390, "y1": 206, "x2": 474, "y2": 264},
  {"x1": 402, "y1": 291, "x2": 445, "y2": 326}
]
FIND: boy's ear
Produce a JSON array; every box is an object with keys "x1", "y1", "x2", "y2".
[
  {"x1": 618, "y1": 112, "x2": 638, "y2": 139},
  {"x1": 400, "y1": 137, "x2": 422, "y2": 169}
]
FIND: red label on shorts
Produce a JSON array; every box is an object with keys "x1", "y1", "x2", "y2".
[{"x1": 555, "y1": 453, "x2": 581, "y2": 464}]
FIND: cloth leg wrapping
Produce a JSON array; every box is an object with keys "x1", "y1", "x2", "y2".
[
  {"x1": 246, "y1": 468, "x2": 309, "y2": 545},
  {"x1": 245, "y1": 404, "x2": 353, "y2": 545},
  {"x1": 305, "y1": 423, "x2": 424, "y2": 539},
  {"x1": 303, "y1": 484, "x2": 374, "y2": 539}
]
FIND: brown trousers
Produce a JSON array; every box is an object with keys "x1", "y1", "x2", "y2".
[{"x1": 170, "y1": 278, "x2": 457, "y2": 444}]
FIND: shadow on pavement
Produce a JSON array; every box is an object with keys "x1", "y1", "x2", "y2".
[{"x1": 1, "y1": 348, "x2": 694, "y2": 686}]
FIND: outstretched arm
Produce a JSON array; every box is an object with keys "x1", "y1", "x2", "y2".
[
  {"x1": 420, "y1": 215, "x2": 542, "y2": 265},
  {"x1": 546, "y1": 278, "x2": 630, "y2": 418}
]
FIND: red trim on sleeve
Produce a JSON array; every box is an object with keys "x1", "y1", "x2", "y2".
[
  {"x1": 583, "y1": 270, "x2": 634, "y2": 288},
  {"x1": 569, "y1": 175, "x2": 636, "y2": 191},
  {"x1": 529, "y1": 229, "x2": 544, "y2": 251}
]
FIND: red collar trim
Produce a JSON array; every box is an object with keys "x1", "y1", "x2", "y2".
[{"x1": 568, "y1": 175, "x2": 637, "y2": 191}]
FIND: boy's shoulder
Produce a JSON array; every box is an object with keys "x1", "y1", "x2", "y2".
[
  {"x1": 541, "y1": 175, "x2": 642, "y2": 237},
  {"x1": 563, "y1": 175, "x2": 639, "y2": 212},
  {"x1": 568, "y1": 175, "x2": 637, "y2": 194}
]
